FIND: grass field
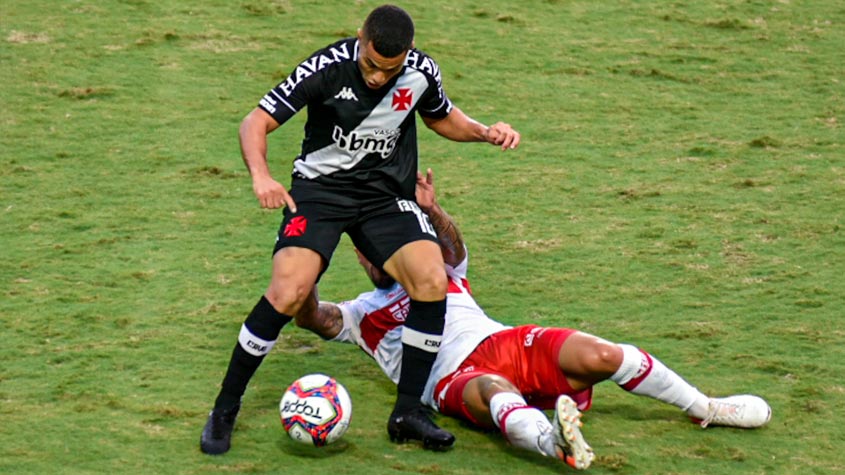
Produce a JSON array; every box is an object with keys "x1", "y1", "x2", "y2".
[{"x1": 2, "y1": 1, "x2": 844, "y2": 474}]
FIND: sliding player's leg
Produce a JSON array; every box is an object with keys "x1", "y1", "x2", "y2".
[
  {"x1": 440, "y1": 371, "x2": 593, "y2": 470},
  {"x1": 557, "y1": 331, "x2": 771, "y2": 428}
]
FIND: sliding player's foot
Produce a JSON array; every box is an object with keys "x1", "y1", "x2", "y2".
[
  {"x1": 552, "y1": 395, "x2": 594, "y2": 470},
  {"x1": 697, "y1": 395, "x2": 772, "y2": 429}
]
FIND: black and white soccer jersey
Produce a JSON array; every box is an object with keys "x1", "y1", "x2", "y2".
[{"x1": 258, "y1": 38, "x2": 453, "y2": 200}]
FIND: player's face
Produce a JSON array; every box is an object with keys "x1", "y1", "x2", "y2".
[{"x1": 357, "y1": 33, "x2": 407, "y2": 90}]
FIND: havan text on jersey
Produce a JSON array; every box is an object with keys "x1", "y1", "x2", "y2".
[
  {"x1": 256, "y1": 38, "x2": 452, "y2": 189},
  {"x1": 278, "y1": 42, "x2": 353, "y2": 97}
]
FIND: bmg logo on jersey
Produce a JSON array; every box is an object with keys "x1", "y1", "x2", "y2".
[{"x1": 332, "y1": 125, "x2": 399, "y2": 158}]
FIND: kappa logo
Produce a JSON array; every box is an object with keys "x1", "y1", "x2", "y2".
[
  {"x1": 334, "y1": 86, "x2": 358, "y2": 101},
  {"x1": 283, "y1": 216, "x2": 308, "y2": 237},
  {"x1": 392, "y1": 88, "x2": 412, "y2": 111}
]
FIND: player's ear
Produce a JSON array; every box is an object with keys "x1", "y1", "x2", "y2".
[
  {"x1": 411, "y1": 39, "x2": 415, "y2": 49},
  {"x1": 357, "y1": 28, "x2": 364, "y2": 41}
]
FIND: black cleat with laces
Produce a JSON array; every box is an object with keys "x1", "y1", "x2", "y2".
[
  {"x1": 200, "y1": 404, "x2": 240, "y2": 455},
  {"x1": 387, "y1": 406, "x2": 456, "y2": 451}
]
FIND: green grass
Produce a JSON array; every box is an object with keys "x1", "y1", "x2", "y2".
[{"x1": 2, "y1": 0, "x2": 844, "y2": 473}]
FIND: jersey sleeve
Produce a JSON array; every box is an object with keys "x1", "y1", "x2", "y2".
[
  {"x1": 416, "y1": 86, "x2": 452, "y2": 120},
  {"x1": 407, "y1": 50, "x2": 453, "y2": 120},
  {"x1": 331, "y1": 300, "x2": 365, "y2": 346},
  {"x1": 257, "y1": 67, "x2": 321, "y2": 126},
  {"x1": 445, "y1": 245, "x2": 470, "y2": 280}
]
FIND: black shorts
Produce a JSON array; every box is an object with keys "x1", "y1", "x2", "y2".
[{"x1": 272, "y1": 178, "x2": 439, "y2": 274}]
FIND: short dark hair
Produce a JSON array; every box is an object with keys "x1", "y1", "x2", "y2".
[{"x1": 362, "y1": 4, "x2": 414, "y2": 57}]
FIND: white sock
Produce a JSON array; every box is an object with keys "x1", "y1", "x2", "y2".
[
  {"x1": 610, "y1": 344, "x2": 710, "y2": 419},
  {"x1": 489, "y1": 392, "x2": 557, "y2": 458}
]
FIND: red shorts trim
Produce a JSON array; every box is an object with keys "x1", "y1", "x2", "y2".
[{"x1": 435, "y1": 325, "x2": 593, "y2": 424}]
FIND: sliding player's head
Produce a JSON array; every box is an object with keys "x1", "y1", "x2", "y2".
[{"x1": 355, "y1": 249, "x2": 397, "y2": 289}]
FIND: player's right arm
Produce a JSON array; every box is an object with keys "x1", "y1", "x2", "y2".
[{"x1": 238, "y1": 108, "x2": 298, "y2": 211}]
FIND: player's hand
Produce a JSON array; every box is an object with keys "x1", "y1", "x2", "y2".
[
  {"x1": 253, "y1": 175, "x2": 297, "y2": 212},
  {"x1": 415, "y1": 168, "x2": 436, "y2": 212},
  {"x1": 485, "y1": 121, "x2": 521, "y2": 150}
]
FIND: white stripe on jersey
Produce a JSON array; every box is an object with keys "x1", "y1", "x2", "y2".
[
  {"x1": 332, "y1": 249, "x2": 509, "y2": 409},
  {"x1": 293, "y1": 70, "x2": 430, "y2": 179},
  {"x1": 269, "y1": 89, "x2": 297, "y2": 113}
]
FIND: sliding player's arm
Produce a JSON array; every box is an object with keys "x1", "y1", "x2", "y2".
[{"x1": 416, "y1": 169, "x2": 466, "y2": 267}]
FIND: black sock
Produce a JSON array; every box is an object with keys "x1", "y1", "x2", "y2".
[
  {"x1": 394, "y1": 298, "x2": 446, "y2": 414},
  {"x1": 214, "y1": 296, "x2": 291, "y2": 410}
]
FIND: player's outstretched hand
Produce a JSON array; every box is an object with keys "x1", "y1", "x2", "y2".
[
  {"x1": 485, "y1": 121, "x2": 521, "y2": 150},
  {"x1": 253, "y1": 176, "x2": 297, "y2": 212},
  {"x1": 415, "y1": 168, "x2": 436, "y2": 212}
]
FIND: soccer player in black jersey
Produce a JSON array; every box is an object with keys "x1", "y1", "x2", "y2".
[{"x1": 201, "y1": 4, "x2": 520, "y2": 455}]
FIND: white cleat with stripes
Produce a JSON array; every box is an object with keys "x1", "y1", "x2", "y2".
[
  {"x1": 699, "y1": 395, "x2": 772, "y2": 429},
  {"x1": 552, "y1": 395, "x2": 595, "y2": 470}
]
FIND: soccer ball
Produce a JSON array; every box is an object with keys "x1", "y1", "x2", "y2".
[{"x1": 279, "y1": 373, "x2": 352, "y2": 446}]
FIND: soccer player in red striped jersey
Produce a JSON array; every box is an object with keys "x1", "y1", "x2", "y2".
[{"x1": 301, "y1": 169, "x2": 772, "y2": 469}]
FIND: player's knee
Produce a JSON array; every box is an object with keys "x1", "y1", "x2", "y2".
[
  {"x1": 402, "y1": 269, "x2": 447, "y2": 300},
  {"x1": 265, "y1": 284, "x2": 311, "y2": 315},
  {"x1": 583, "y1": 342, "x2": 624, "y2": 374},
  {"x1": 476, "y1": 375, "x2": 520, "y2": 403}
]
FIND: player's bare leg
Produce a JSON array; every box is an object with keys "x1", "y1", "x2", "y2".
[
  {"x1": 558, "y1": 331, "x2": 771, "y2": 429},
  {"x1": 382, "y1": 240, "x2": 455, "y2": 450},
  {"x1": 201, "y1": 247, "x2": 322, "y2": 455},
  {"x1": 461, "y1": 375, "x2": 592, "y2": 468}
]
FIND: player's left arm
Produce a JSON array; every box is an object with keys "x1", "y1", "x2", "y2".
[
  {"x1": 422, "y1": 106, "x2": 520, "y2": 150},
  {"x1": 416, "y1": 168, "x2": 466, "y2": 267}
]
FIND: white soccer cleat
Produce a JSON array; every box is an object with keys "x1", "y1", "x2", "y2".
[
  {"x1": 552, "y1": 395, "x2": 595, "y2": 470},
  {"x1": 699, "y1": 395, "x2": 772, "y2": 429}
]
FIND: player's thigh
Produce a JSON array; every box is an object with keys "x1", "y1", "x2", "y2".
[
  {"x1": 272, "y1": 200, "x2": 349, "y2": 267},
  {"x1": 349, "y1": 202, "x2": 444, "y2": 298},
  {"x1": 269, "y1": 201, "x2": 350, "y2": 312},
  {"x1": 557, "y1": 331, "x2": 623, "y2": 387},
  {"x1": 382, "y1": 240, "x2": 445, "y2": 300}
]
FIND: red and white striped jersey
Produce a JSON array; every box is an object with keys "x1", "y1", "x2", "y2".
[{"x1": 333, "y1": 249, "x2": 508, "y2": 408}]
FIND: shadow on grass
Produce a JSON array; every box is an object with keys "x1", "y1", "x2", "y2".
[{"x1": 276, "y1": 437, "x2": 352, "y2": 459}]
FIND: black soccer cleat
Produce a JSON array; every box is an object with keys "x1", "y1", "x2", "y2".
[
  {"x1": 200, "y1": 404, "x2": 240, "y2": 455},
  {"x1": 387, "y1": 406, "x2": 456, "y2": 451}
]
